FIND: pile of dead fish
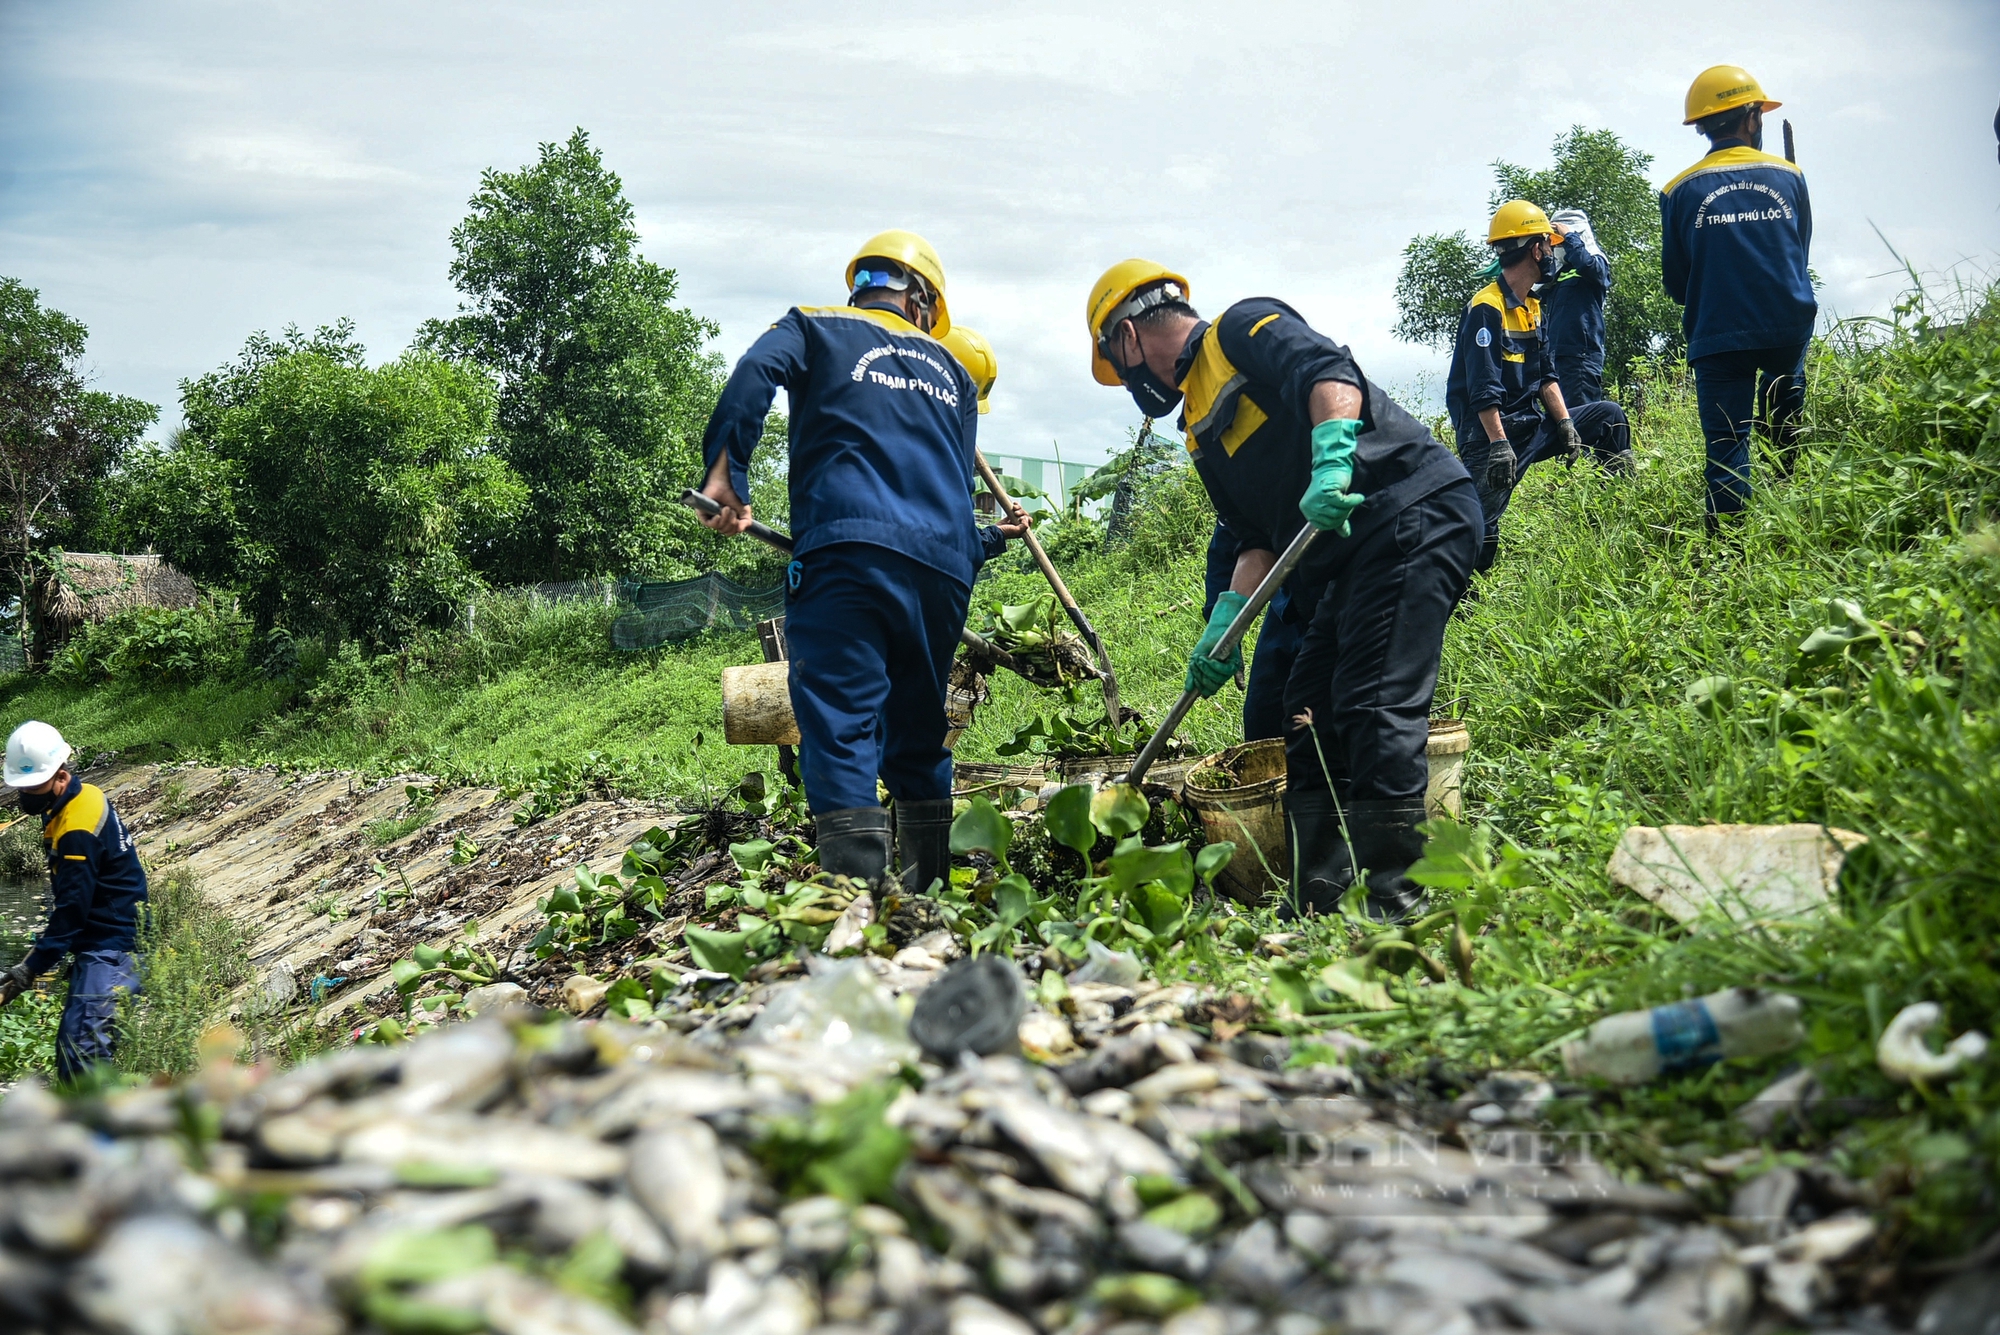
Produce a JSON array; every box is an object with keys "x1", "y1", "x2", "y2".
[{"x1": 0, "y1": 941, "x2": 1916, "y2": 1335}]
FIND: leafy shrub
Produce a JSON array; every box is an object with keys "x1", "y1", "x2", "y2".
[
  {"x1": 49, "y1": 598, "x2": 249, "y2": 686},
  {"x1": 117, "y1": 864, "x2": 253, "y2": 1077},
  {"x1": 1112, "y1": 464, "x2": 1215, "y2": 571}
]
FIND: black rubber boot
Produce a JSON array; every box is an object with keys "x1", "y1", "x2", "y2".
[
  {"x1": 1347, "y1": 799, "x2": 1430, "y2": 925},
  {"x1": 1603, "y1": 448, "x2": 1637, "y2": 477},
  {"x1": 814, "y1": 806, "x2": 891, "y2": 889},
  {"x1": 1772, "y1": 420, "x2": 1804, "y2": 479},
  {"x1": 896, "y1": 798, "x2": 954, "y2": 896},
  {"x1": 1283, "y1": 788, "x2": 1353, "y2": 919}
]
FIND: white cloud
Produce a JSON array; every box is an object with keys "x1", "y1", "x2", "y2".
[{"x1": 1, "y1": 0, "x2": 1995, "y2": 469}]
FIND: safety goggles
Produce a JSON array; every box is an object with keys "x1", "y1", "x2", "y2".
[
  {"x1": 851, "y1": 262, "x2": 915, "y2": 293},
  {"x1": 1095, "y1": 280, "x2": 1189, "y2": 358}
]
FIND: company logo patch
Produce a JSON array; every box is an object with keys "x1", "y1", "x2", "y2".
[{"x1": 1475, "y1": 327, "x2": 1492, "y2": 347}]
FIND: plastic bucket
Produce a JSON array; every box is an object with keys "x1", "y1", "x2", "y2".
[
  {"x1": 1180, "y1": 739, "x2": 1290, "y2": 905},
  {"x1": 1054, "y1": 753, "x2": 1193, "y2": 801},
  {"x1": 1425, "y1": 719, "x2": 1471, "y2": 818},
  {"x1": 722, "y1": 662, "x2": 986, "y2": 753},
  {"x1": 721, "y1": 663, "x2": 799, "y2": 745}
]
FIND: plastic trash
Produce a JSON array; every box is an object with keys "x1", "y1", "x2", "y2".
[
  {"x1": 1876, "y1": 1001, "x2": 1988, "y2": 1083},
  {"x1": 746, "y1": 956, "x2": 917, "y2": 1066},
  {"x1": 909, "y1": 956, "x2": 1025, "y2": 1062},
  {"x1": 1068, "y1": 939, "x2": 1143, "y2": 987},
  {"x1": 1561, "y1": 987, "x2": 1803, "y2": 1085}
]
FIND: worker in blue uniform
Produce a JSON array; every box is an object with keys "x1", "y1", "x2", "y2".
[
  {"x1": 1542, "y1": 208, "x2": 1612, "y2": 406},
  {"x1": 1087, "y1": 261, "x2": 1478, "y2": 924},
  {"x1": 1202, "y1": 520, "x2": 1299, "y2": 742},
  {"x1": 0, "y1": 721, "x2": 149, "y2": 1082},
  {"x1": 1449, "y1": 201, "x2": 1635, "y2": 572},
  {"x1": 1661, "y1": 65, "x2": 1815, "y2": 522},
  {"x1": 698, "y1": 231, "x2": 1026, "y2": 894}
]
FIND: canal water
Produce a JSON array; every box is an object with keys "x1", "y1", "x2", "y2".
[{"x1": 0, "y1": 874, "x2": 44, "y2": 969}]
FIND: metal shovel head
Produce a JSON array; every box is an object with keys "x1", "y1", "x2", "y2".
[{"x1": 907, "y1": 955, "x2": 1025, "y2": 1062}]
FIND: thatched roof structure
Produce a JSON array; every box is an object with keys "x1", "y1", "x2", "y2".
[{"x1": 36, "y1": 552, "x2": 197, "y2": 631}]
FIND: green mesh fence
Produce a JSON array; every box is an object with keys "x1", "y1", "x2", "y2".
[{"x1": 610, "y1": 572, "x2": 787, "y2": 651}]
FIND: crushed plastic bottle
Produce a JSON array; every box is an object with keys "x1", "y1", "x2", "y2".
[
  {"x1": 1067, "y1": 939, "x2": 1143, "y2": 987},
  {"x1": 745, "y1": 956, "x2": 917, "y2": 1067},
  {"x1": 1561, "y1": 987, "x2": 1804, "y2": 1085}
]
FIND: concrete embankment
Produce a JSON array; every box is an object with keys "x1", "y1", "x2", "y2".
[{"x1": 87, "y1": 762, "x2": 687, "y2": 1027}]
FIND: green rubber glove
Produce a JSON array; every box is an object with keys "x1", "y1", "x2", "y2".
[
  {"x1": 1186, "y1": 591, "x2": 1247, "y2": 697},
  {"x1": 1299, "y1": 418, "x2": 1367, "y2": 536}
]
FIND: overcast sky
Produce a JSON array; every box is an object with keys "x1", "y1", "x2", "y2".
[{"x1": 3, "y1": 0, "x2": 1997, "y2": 469}]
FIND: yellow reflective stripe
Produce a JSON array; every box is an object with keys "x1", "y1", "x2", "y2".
[
  {"x1": 62, "y1": 854, "x2": 86, "y2": 861},
  {"x1": 44, "y1": 783, "x2": 108, "y2": 845},
  {"x1": 795, "y1": 304, "x2": 943, "y2": 344},
  {"x1": 1180, "y1": 328, "x2": 1250, "y2": 445},
  {"x1": 1247, "y1": 313, "x2": 1281, "y2": 337},
  {"x1": 1662, "y1": 145, "x2": 1803, "y2": 195},
  {"x1": 1467, "y1": 281, "x2": 1541, "y2": 336},
  {"x1": 1501, "y1": 352, "x2": 1526, "y2": 364},
  {"x1": 1219, "y1": 399, "x2": 1267, "y2": 456}
]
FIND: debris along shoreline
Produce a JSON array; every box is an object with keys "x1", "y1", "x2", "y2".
[
  {"x1": 2, "y1": 759, "x2": 1970, "y2": 1331},
  {"x1": 0, "y1": 998, "x2": 1894, "y2": 1335}
]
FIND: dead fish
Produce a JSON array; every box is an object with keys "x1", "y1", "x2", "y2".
[
  {"x1": 0, "y1": 1121, "x2": 97, "y2": 1181},
  {"x1": 410, "y1": 1264, "x2": 639, "y2": 1335},
  {"x1": 985, "y1": 1089, "x2": 1182, "y2": 1206},
  {"x1": 661, "y1": 1260, "x2": 817, "y2": 1335},
  {"x1": 605, "y1": 1193, "x2": 675, "y2": 1276},
  {"x1": 0, "y1": 1077, "x2": 62, "y2": 1127},
  {"x1": 69, "y1": 1213, "x2": 341, "y2": 1335},
  {"x1": 381, "y1": 1018, "x2": 517, "y2": 1115},
  {"x1": 341, "y1": 1113, "x2": 627, "y2": 1182},
  {"x1": 626, "y1": 1118, "x2": 729, "y2": 1255},
  {"x1": 222, "y1": 1046, "x2": 402, "y2": 1136},
  {"x1": 582, "y1": 1069, "x2": 757, "y2": 1138}
]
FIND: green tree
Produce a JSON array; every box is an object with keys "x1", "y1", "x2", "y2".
[
  {"x1": 120, "y1": 322, "x2": 525, "y2": 647},
  {"x1": 1490, "y1": 126, "x2": 1681, "y2": 383},
  {"x1": 1392, "y1": 231, "x2": 1487, "y2": 351},
  {"x1": 421, "y1": 129, "x2": 725, "y2": 583},
  {"x1": 0, "y1": 278, "x2": 158, "y2": 660},
  {"x1": 1393, "y1": 127, "x2": 1682, "y2": 387}
]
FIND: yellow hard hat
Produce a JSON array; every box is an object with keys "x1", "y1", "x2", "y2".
[
  {"x1": 1487, "y1": 200, "x2": 1556, "y2": 246},
  {"x1": 1682, "y1": 65, "x2": 1778, "y2": 125},
  {"x1": 939, "y1": 325, "x2": 996, "y2": 414},
  {"x1": 846, "y1": 230, "x2": 951, "y2": 337},
  {"x1": 1085, "y1": 259, "x2": 1192, "y2": 387}
]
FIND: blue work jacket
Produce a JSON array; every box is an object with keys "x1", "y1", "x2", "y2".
[
  {"x1": 20, "y1": 776, "x2": 148, "y2": 978},
  {"x1": 1660, "y1": 144, "x2": 1816, "y2": 360},
  {"x1": 1446, "y1": 280, "x2": 1556, "y2": 446},
  {"x1": 1543, "y1": 243, "x2": 1610, "y2": 372},
  {"x1": 702, "y1": 302, "x2": 986, "y2": 587}
]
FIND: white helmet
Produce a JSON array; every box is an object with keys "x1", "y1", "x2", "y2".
[{"x1": 5, "y1": 721, "x2": 72, "y2": 789}]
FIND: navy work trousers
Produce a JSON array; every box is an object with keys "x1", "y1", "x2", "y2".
[
  {"x1": 1691, "y1": 341, "x2": 1808, "y2": 516},
  {"x1": 784, "y1": 542, "x2": 969, "y2": 813},
  {"x1": 57, "y1": 949, "x2": 139, "y2": 1083},
  {"x1": 1203, "y1": 525, "x2": 1304, "y2": 742},
  {"x1": 1281, "y1": 482, "x2": 1480, "y2": 803},
  {"x1": 1555, "y1": 356, "x2": 1604, "y2": 408},
  {"x1": 1458, "y1": 399, "x2": 1630, "y2": 571}
]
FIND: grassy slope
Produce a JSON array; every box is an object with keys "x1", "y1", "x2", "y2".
[{"x1": 6, "y1": 287, "x2": 1998, "y2": 1248}]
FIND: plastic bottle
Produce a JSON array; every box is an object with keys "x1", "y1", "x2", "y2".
[{"x1": 1561, "y1": 987, "x2": 1804, "y2": 1085}]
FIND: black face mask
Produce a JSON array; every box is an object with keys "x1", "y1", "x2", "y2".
[
  {"x1": 18, "y1": 786, "x2": 58, "y2": 816},
  {"x1": 1113, "y1": 326, "x2": 1184, "y2": 416}
]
